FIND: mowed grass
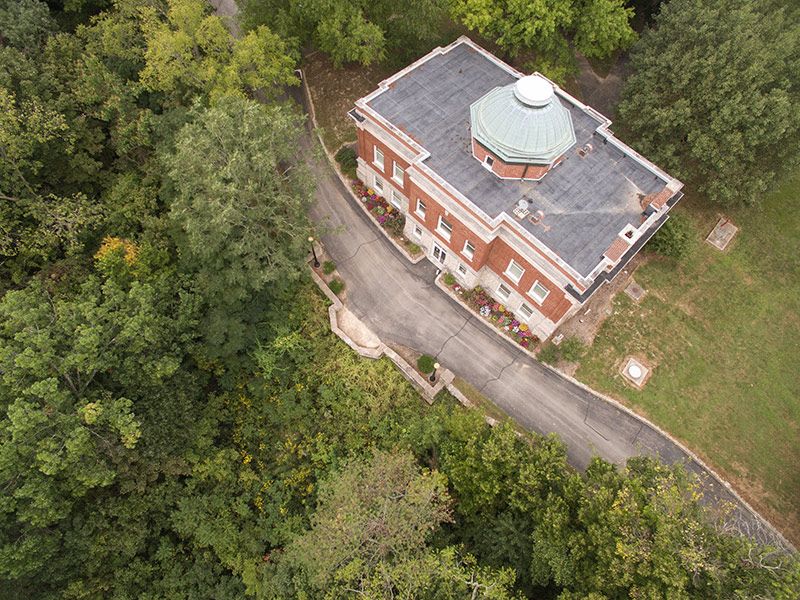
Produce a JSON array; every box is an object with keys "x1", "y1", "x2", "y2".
[{"x1": 576, "y1": 172, "x2": 800, "y2": 545}]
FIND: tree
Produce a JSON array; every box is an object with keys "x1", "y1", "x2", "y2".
[
  {"x1": 241, "y1": 0, "x2": 450, "y2": 66},
  {"x1": 0, "y1": 0, "x2": 54, "y2": 49},
  {"x1": 450, "y1": 0, "x2": 635, "y2": 58},
  {"x1": 140, "y1": 0, "x2": 298, "y2": 102},
  {"x1": 165, "y1": 96, "x2": 314, "y2": 358},
  {"x1": 269, "y1": 449, "x2": 520, "y2": 598},
  {"x1": 619, "y1": 0, "x2": 800, "y2": 206}
]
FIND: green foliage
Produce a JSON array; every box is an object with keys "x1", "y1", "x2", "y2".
[
  {"x1": 619, "y1": 0, "x2": 800, "y2": 206},
  {"x1": 443, "y1": 272, "x2": 456, "y2": 286},
  {"x1": 537, "y1": 343, "x2": 560, "y2": 365},
  {"x1": 241, "y1": 0, "x2": 450, "y2": 66},
  {"x1": 407, "y1": 242, "x2": 421, "y2": 255},
  {"x1": 417, "y1": 354, "x2": 436, "y2": 374},
  {"x1": 140, "y1": 0, "x2": 298, "y2": 102},
  {"x1": 328, "y1": 278, "x2": 344, "y2": 294},
  {"x1": 322, "y1": 260, "x2": 336, "y2": 275},
  {"x1": 559, "y1": 337, "x2": 585, "y2": 362},
  {"x1": 450, "y1": 0, "x2": 635, "y2": 58},
  {"x1": 0, "y1": 0, "x2": 54, "y2": 49},
  {"x1": 1, "y1": 1, "x2": 798, "y2": 599},
  {"x1": 165, "y1": 96, "x2": 313, "y2": 358},
  {"x1": 539, "y1": 337, "x2": 585, "y2": 364},
  {"x1": 335, "y1": 144, "x2": 358, "y2": 179},
  {"x1": 648, "y1": 212, "x2": 694, "y2": 259}
]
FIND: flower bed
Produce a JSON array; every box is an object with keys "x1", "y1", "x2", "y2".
[
  {"x1": 450, "y1": 282, "x2": 539, "y2": 350},
  {"x1": 352, "y1": 180, "x2": 421, "y2": 256}
]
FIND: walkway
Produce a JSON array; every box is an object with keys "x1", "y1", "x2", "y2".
[{"x1": 210, "y1": 0, "x2": 790, "y2": 552}]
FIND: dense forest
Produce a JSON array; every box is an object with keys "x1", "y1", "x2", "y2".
[{"x1": 0, "y1": 0, "x2": 798, "y2": 598}]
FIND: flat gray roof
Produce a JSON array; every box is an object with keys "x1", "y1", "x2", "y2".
[{"x1": 367, "y1": 42, "x2": 668, "y2": 277}]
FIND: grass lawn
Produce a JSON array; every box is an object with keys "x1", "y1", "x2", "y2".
[{"x1": 576, "y1": 172, "x2": 800, "y2": 545}]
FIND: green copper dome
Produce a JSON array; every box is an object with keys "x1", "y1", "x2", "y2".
[{"x1": 470, "y1": 75, "x2": 576, "y2": 165}]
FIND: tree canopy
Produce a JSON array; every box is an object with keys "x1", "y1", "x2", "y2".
[
  {"x1": 450, "y1": 0, "x2": 636, "y2": 58},
  {"x1": 0, "y1": 0, "x2": 798, "y2": 598},
  {"x1": 619, "y1": 0, "x2": 800, "y2": 206}
]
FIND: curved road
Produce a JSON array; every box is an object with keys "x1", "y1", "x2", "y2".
[{"x1": 210, "y1": 0, "x2": 790, "y2": 552}]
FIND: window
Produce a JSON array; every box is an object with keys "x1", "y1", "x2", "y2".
[
  {"x1": 392, "y1": 163, "x2": 405, "y2": 185},
  {"x1": 432, "y1": 243, "x2": 447, "y2": 264},
  {"x1": 505, "y1": 259, "x2": 525, "y2": 284},
  {"x1": 463, "y1": 240, "x2": 475, "y2": 261},
  {"x1": 457, "y1": 263, "x2": 468, "y2": 276},
  {"x1": 413, "y1": 225, "x2": 423, "y2": 239},
  {"x1": 390, "y1": 189, "x2": 403, "y2": 210},
  {"x1": 436, "y1": 216, "x2": 453, "y2": 241},
  {"x1": 373, "y1": 176, "x2": 384, "y2": 194},
  {"x1": 518, "y1": 303, "x2": 534, "y2": 321},
  {"x1": 415, "y1": 198, "x2": 427, "y2": 218},
  {"x1": 496, "y1": 283, "x2": 512, "y2": 301},
  {"x1": 484, "y1": 155, "x2": 494, "y2": 167},
  {"x1": 373, "y1": 146, "x2": 384, "y2": 170},
  {"x1": 530, "y1": 281, "x2": 550, "y2": 304}
]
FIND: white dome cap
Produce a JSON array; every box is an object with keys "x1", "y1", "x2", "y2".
[{"x1": 513, "y1": 75, "x2": 554, "y2": 107}]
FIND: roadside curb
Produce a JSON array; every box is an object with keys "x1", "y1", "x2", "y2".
[
  {"x1": 298, "y1": 69, "x2": 425, "y2": 265},
  {"x1": 434, "y1": 273, "x2": 794, "y2": 553}
]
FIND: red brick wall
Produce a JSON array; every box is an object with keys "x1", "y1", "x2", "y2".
[
  {"x1": 358, "y1": 128, "x2": 411, "y2": 197},
  {"x1": 407, "y1": 179, "x2": 491, "y2": 269},
  {"x1": 485, "y1": 238, "x2": 572, "y2": 322},
  {"x1": 472, "y1": 139, "x2": 550, "y2": 180}
]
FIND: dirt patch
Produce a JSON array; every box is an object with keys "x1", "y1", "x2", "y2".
[
  {"x1": 337, "y1": 308, "x2": 381, "y2": 349},
  {"x1": 558, "y1": 254, "x2": 646, "y2": 346},
  {"x1": 302, "y1": 51, "x2": 394, "y2": 151}
]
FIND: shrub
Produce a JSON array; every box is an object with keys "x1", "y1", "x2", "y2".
[
  {"x1": 559, "y1": 337, "x2": 585, "y2": 362},
  {"x1": 384, "y1": 213, "x2": 405, "y2": 237},
  {"x1": 322, "y1": 260, "x2": 336, "y2": 275},
  {"x1": 537, "y1": 344, "x2": 560, "y2": 365},
  {"x1": 407, "y1": 243, "x2": 421, "y2": 255},
  {"x1": 335, "y1": 146, "x2": 358, "y2": 179},
  {"x1": 442, "y1": 272, "x2": 456, "y2": 286},
  {"x1": 417, "y1": 354, "x2": 435, "y2": 374},
  {"x1": 328, "y1": 278, "x2": 344, "y2": 295},
  {"x1": 647, "y1": 212, "x2": 693, "y2": 259},
  {"x1": 372, "y1": 206, "x2": 386, "y2": 216}
]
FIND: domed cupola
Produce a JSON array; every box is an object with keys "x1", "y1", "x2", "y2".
[{"x1": 470, "y1": 75, "x2": 576, "y2": 179}]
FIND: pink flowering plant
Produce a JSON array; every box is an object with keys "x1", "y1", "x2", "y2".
[
  {"x1": 353, "y1": 179, "x2": 406, "y2": 238},
  {"x1": 461, "y1": 285, "x2": 538, "y2": 349}
]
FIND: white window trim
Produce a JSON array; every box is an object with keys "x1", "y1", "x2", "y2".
[
  {"x1": 373, "y1": 146, "x2": 384, "y2": 170},
  {"x1": 413, "y1": 225, "x2": 423, "y2": 240},
  {"x1": 518, "y1": 302, "x2": 534, "y2": 321},
  {"x1": 415, "y1": 198, "x2": 427, "y2": 218},
  {"x1": 457, "y1": 263, "x2": 468, "y2": 276},
  {"x1": 390, "y1": 189, "x2": 403, "y2": 210},
  {"x1": 482, "y1": 155, "x2": 495, "y2": 171},
  {"x1": 496, "y1": 283, "x2": 512, "y2": 301},
  {"x1": 504, "y1": 259, "x2": 525, "y2": 284},
  {"x1": 373, "y1": 175, "x2": 384, "y2": 194},
  {"x1": 462, "y1": 240, "x2": 475, "y2": 261},
  {"x1": 436, "y1": 216, "x2": 452, "y2": 241},
  {"x1": 392, "y1": 163, "x2": 405, "y2": 185},
  {"x1": 529, "y1": 280, "x2": 550, "y2": 305}
]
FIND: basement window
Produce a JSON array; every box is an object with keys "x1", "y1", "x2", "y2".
[
  {"x1": 457, "y1": 263, "x2": 468, "y2": 276},
  {"x1": 484, "y1": 155, "x2": 495, "y2": 167},
  {"x1": 413, "y1": 225, "x2": 423, "y2": 239},
  {"x1": 518, "y1": 303, "x2": 534, "y2": 321},
  {"x1": 373, "y1": 176, "x2": 384, "y2": 194},
  {"x1": 497, "y1": 283, "x2": 512, "y2": 301},
  {"x1": 390, "y1": 189, "x2": 403, "y2": 210}
]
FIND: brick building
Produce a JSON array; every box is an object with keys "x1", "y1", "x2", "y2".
[{"x1": 348, "y1": 37, "x2": 682, "y2": 340}]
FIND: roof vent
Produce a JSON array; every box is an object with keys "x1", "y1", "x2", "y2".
[
  {"x1": 530, "y1": 209, "x2": 545, "y2": 224},
  {"x1": 513, "y1": 199, "x2": 530, "y2": 219},
  {"x1": 513, "y1": 75, "x2": 554, "y2": 107}
]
